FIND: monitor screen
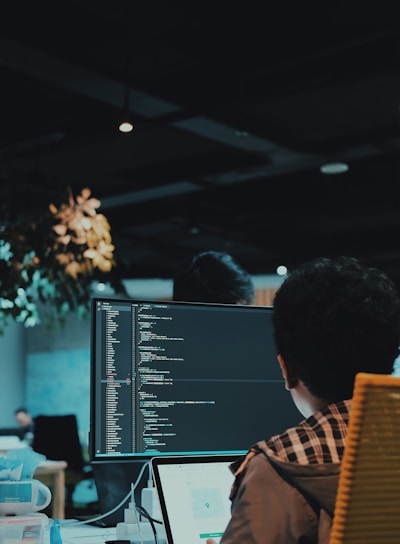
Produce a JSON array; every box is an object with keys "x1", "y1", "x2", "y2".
[{"x1": 89, "y1": 298, "x2": 300, "y2": 462}]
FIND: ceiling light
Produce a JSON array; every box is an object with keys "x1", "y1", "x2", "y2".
[
  {"x1": 96, "y1": 282, "x2": 106, "y2": 292},
  {"x1": 119, "y1": 120, "x2": 134, "y2": 133},
  {"x1": 320, "y1": 162, "x2": 349, "y2": 174},
  {"x1": 276, "y1": 265, "x2": 288, "y2": 276},
  {"x1": 118, "y1": 37, "x2": 135, "y2": 134},
  {"x1": 118, "y1": 85, "x2": 135, "y2": 133}
]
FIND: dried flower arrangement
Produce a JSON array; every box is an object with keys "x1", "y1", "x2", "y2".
[{"x1": 0, "y1": 184, "x2": 122, "y2": 334}]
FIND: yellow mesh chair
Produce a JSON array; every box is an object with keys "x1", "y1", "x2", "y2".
[{"x1": 330, "y1": 372, "x2": 400, "y2": 544}]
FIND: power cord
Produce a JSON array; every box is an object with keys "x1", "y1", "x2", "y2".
[
  {"x1": 135, "y1": 505, "x2": 160, "y2": 544},
  {"x1": 60, "y1": 460, "x2": 150, "y2": 527}
]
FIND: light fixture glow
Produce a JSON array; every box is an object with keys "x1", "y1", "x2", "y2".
[
  {"x1": 119, "y1": 121, "x2": 134, "y2": 133},
  {"x1": 276, "y1": 265, "x2": 288, "y2": 276},
  {"x1": 320, "y1": 162, "x2": 349, "y2": 175},
  {"x1": 118, "y1": 36, "x2": 135, "y2": 133}
]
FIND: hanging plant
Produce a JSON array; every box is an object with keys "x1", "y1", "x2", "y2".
[
  {"x1": 49, "y1": 187, "x2": 115, "y2": 278},
  {"x1": 0, "y1": 181, "x2": 123, "y2": 334}
]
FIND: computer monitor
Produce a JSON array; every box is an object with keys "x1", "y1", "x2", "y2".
[{"x1": 89, "y1": 298, "x2": 300, "y2": 463}]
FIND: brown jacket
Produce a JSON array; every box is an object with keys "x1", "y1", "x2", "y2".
[{"x1": 220, "y1": 443, "x2": 341, "y2": 544}]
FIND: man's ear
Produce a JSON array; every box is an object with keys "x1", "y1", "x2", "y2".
[{"x1": 277, "y1": 354, "x2": 298, "y2": 390}]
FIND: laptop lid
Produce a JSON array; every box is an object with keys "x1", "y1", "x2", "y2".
[{"x1": 151, "y1": 454, "x2": 239, "y2": 544}]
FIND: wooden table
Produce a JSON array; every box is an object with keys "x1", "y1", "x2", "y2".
[{"x1": 34, "y1": 459, "x2": 67, "y2": 520}]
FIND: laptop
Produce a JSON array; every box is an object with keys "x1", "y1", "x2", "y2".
[{"x1": 151, "y1": 454, "x2": 240, "y2": 544}]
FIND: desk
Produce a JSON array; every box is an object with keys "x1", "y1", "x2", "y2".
[
  {"x1": 35, "y1": 460, "x2": 67, "y2": 520},
  {"x1": 58, "y1": 521, "x2": 166, "y2": 544}
]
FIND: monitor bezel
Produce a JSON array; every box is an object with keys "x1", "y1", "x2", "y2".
[{"x1": 89, "y1": 297, "x2": 279, "y2": 463}]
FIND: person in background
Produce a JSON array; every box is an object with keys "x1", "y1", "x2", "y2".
[
  {"x1": 207, "y1": 256, "x2": 400, "y2": 544},
  {"x1": 14, "y1": 407, "x2": 35, "y2": 445},
  {"x1": 172, "y1": 250, "x2": 255, "y2": 305}
]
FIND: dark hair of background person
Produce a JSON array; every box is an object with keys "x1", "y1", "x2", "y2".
[
  {"x1": 14, "y1": 407, "x2": 29, "y2": 416},
  {"x1": 172, "y1": 251, "x2": 255, "y2": 305},
  {"x1": 272, "y1": 256, "x2": 400, "y2": 402},
  {"x1": 14, "y1": 407, "x2": 32, "y2": 425}
]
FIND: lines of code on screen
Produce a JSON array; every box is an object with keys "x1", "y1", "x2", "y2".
[{"x1": 91, "y1": 299, "x2": 299, "y2": 459}]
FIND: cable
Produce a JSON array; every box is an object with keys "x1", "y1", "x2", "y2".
[
  {"x1": 136, "y1": 505, "x2": 162, "y2": 525},
  {"x1": 135, "y1": 505, "x2": 159, "y2": 544},
  {"x1": 61, "y1": 461, "x2": 150, "y2": 527}
]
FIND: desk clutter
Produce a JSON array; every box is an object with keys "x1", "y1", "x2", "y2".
[
  {"x1": 0, "y1": 436, "x2": 26, "y2": 452},
  {"x1": 0, "y1": 446, "x2": 53, "y2": 543},
  {"x1": 0, "y1": 417, "x2": 98, "y2": 521},
  {"x1": 0, "y1": 513, "x2": 48, "y2": 544},
  {"x1": 0, "y1": 479, "x2": 51, "y2": 516}
]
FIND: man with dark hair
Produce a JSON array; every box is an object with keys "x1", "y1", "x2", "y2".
[
  {"x1": 14, "y1": 407, "x2": 35, "y2": 445},
  {"x1": 173, "y1": 250, "x2": 255, "y2": 305},
  {"x1": 14, "y1": 407, "x2": 34, "y2": 431},
  {"x1": 207, "y1": 256, "x2": 400, "y2": 544}
]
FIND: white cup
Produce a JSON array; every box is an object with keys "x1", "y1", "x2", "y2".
[{"x1": 0, "y1": 479, "x2": 51, "y2": 515}]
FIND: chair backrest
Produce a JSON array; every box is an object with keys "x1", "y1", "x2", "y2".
[
  {"x1": 32, "y1": 414, "x2": 84, "y2": 472},
  {"x1": 329, "y1": 372, "x2": 400, "y2": 544}
]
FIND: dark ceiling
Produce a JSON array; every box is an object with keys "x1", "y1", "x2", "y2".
[{"x1": 2, "y1": 3, "x2": 400, "y2": 284}]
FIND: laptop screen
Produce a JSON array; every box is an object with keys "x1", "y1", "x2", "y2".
[{"x1": 151, "y1": 454, "x2": 238, "y2": 544}]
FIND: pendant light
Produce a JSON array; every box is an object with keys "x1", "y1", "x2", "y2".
[{"x1": 118, "y1": 36, "x2": 135, "y2": 133}]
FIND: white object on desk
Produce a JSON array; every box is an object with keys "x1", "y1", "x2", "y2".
[
  {"x1": 0, "y1": 513, "x2": 48, "y2": 544},
  {"x1": 57, "y1": 522, "x2": 116, "y2": 544},
  {"x1": 0, "y1": 435, "x2": 24, "y2": 451},
  {"x1": 0, "y1": 445, "x2": 67, "y2": 521}
]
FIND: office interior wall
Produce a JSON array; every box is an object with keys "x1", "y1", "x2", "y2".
[
  {"x1": 25, "y1": 310, "x2": 91, "y2": 446},
  {"x1": 26, "y1": 347, "x2": 91, "y2": 446},
  {"x1": 0, "y1": 320, "x2": 26, "y2": 427},
  {"x1": 2, "y1": 275, "x2": 284, "y2": 442}
]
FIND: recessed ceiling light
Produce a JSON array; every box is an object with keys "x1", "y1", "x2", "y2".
[
  {"x1": 276, "y1": 265, "x2": 288, "y2": 276},
  {"x1": 119, "y1": 121, "x2": 134, "y2": 133},
  {"x1": 320, "y1": 162, "x2": 349, "y2": 174}
]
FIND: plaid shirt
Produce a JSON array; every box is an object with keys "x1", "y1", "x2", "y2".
[
  {"x1": 224, "y1": 404, "x2": 351, "y2": 544},
  {"x1": 231, "y1": 399, "x2": 351, "y2": 482},
  {"x1": 265, "y1": 399, "x2": 351, "y2": 465}
]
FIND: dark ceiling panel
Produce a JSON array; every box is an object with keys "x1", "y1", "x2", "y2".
[{"x1": 1, "y1": 3, "x2": 400, "y2": 285}]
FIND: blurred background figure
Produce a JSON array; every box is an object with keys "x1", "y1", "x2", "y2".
[
  {"x1": 14, "y1": 407, "x2": 35, "y2": 445},
  {"x1": 173, "y1": 250, "x2": 255, "y2": 305}
]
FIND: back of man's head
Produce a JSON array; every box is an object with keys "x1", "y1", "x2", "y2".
[
  {"x1": 273, "y1": 256, "x2": 400, "y2": 401},
  {"x1": 173, "y1": 251, "x2": 255, "y2": 304},
  {"x1": 14, "y1": 407, "x2": 32, "y2": 427}
]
